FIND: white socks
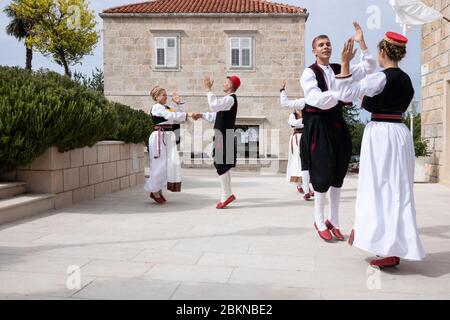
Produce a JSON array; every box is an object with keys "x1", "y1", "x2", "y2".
[
  {"x1": 328, "y1": 186, "x2": 341, "y2": 228},
  {"x1": 301, "y1": 171, "x2": 311, "y2": 194},
  {"x1": 314, "y1": 192, "x2": 327, "y2": 231},
  {"x1": 219, "y1": 171, "x2": 232, "y2": 202}
]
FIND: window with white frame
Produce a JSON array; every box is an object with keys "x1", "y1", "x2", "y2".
[
  {"x1": 229, "y1": 37, "x2": 252, "y2": 68},
  {"x1": 155, "y1": 37, "x2": 178, "y2": 68}
]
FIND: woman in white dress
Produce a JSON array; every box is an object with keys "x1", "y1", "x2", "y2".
[
  {"x1": 144, "y1": 86, "x2": 193, "y2": 204},
  {"x1": 280, "y1": 81, "x2": 314, "y2": 200},
  {"x1": 335, "y1": 33, "x2": 426, "y2": 268}
]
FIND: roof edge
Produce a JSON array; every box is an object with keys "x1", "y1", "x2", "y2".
[{"x1": 99, "y1": 12, "x2": 309, "y2": 19}]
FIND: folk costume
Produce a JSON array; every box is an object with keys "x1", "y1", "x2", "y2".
[
  {"x1": 144, "y1": 102, "x2": 187, "y2": 202},
  {"x1": 202, "y1": 76, "x2": 241, "y2": 209},
  {"x1": 279, "y1": 90, "x2": 313, "y2": 197},
  {"x1": 300, "y1": 49, "x2": 376, "y2": 240},
  {"x1": 336, "y1": 32, "x2": 426, "y2": 266}
]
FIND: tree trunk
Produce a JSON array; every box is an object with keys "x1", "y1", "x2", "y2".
[
  {"x1": 60, "y1": 52, "x2": 71, "y2": 78},
  {"x1": 25, "y1": 46, "x2": 33, "y2": 71}
]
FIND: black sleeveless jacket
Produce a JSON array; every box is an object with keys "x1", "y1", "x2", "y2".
[
  {"x1": 362, "y1": 68, "x2": 414, "y2": 115},
  {"x1": 214, "y1": 94, "x2": 238, "y2": 132}
]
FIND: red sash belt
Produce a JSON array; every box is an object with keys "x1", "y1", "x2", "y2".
[
  {"x1": 371, "y1": 113, "x2": 403, "y2": 123},
  {"x1": 154, "y1": 125, "x2": 173, "y2": 159}
]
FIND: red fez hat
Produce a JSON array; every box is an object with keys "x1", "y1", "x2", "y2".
[
  {"x1": 385, "y1": 32, "x2": 408, "y2": 46},
  {"x1": 227, "y1": 75, "x2": 241, "y2": 90}
]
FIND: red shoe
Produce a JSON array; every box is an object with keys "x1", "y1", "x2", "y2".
[
  {"x1": 150, "y1": 193, "x2": 165, "y2": 204},
  {"x1": 304, "y1": 193, "x2": 312, "y2": 201},
  {"x1": 216, "y1": 195, "x2": 236, "y2": 209},
  {"x1": 325, "y1": 220, "x2": 345, "y2": 241},
  {"x1": 314, "y1": 223, "x2": 333, "y2": 241},
  {"x1": 369, "y1": 257, "x2": 400, "y2": 269},
  {"x1": 297, "y1": 186, "x2": 305, "y2": 194},
  {"x1": 159, "y1": 193, "x2": 167, "y2": 202},
  {"x1": 348, "y1": 229, "x2": 355, "y2": 246}
]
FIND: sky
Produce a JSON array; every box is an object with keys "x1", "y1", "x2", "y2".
[{"x1": 0, "y1": 0, "x2": 423, "y2": 111}]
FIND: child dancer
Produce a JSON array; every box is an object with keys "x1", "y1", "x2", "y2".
[{"x1": 144, "y1": 86, "x2": 193, "y2": 204}]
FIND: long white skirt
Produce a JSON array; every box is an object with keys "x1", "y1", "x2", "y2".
[
  {"x1": 353, "y1": 122, "x2": 425, "y2": 261},
  {"x1": 144, "y1": 130, "x2": 182, "y2": 193},
  {"x1": 286, "y1": 132, "x2": 302, "y2": 183}
]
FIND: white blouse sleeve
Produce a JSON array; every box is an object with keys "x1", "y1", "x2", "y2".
[
  {"x1": 207, "y1": 92, "x2": 235, "y2": 112},
  {"x1": 349, "y1": 49, "x2": 377, "y2": 81},
  {"x1": 280, "y1": 90, "x2": 306, "y2": 110},
  {"x1": 334, "y1": 72, "x2": 387, "y2": 103},
  {"x1": 288, "y1": 113, "x2": 304, "y2": 128},
  {"x1": 151, "y1": 104, "x2": 187, "y2": 123},
  {"x1": 202, "y1": 112, "x2": 217, "y2": 123},
  {"x1": 300, "y1": 68, "x2": 340, "y2": 110}
]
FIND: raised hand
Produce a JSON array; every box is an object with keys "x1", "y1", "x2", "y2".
[
  {"x1": 342, "y1": 38, "x2": 357, "y2": 64},
  {"x1": 281, "y1": 80, "x2": 287, "y2": 90},
  {"x1": 203, "y1": 75, "x2": 214, "y2": 91},
  {"x1": 172, "y1": 91, "x2": 183, "y2": 104},
  {"x1": 353, "y1": 21, "x2": 368, "y2": 50}
]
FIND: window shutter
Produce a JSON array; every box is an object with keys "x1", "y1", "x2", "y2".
[
  {"x1": 156, "y1": 38, "x2": 165, "y2": 66},
  {"x1": 166, "y1": 38, "x2": 177, "y2": 67}
]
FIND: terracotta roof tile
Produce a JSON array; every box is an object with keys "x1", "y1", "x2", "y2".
[{"x1": 103, "y1": 0, "x2": 306, "y2": 15}]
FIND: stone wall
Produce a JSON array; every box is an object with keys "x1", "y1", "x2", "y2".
[
  {"x1": 421, "y1": 0, "x2": 450, "y2": 183},
  {"x1": 2, "y1": 142, "x2": 146, "y2": 209},
  {"x1": 102, "y1": 15, "x2": 306, "y2": 161}
]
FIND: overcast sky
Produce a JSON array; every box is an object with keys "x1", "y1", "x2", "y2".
[{"x1": 0, "y1": 0, "x2": 422, "y2": 109}]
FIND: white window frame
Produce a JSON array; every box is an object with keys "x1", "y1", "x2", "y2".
[
  {"x1": 154, "y1": 36, "x2": 179, "y2": 69},
  {"x1": 229, "y1": 37, "x2": 253, "y2": 69}
]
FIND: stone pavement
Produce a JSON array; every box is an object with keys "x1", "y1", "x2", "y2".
[{"x1": 0, "y1": 169, "x2": 449, "y2": 300}]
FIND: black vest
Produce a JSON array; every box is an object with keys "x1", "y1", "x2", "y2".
[
  {"x1": 152, "y1": 105, "x2": 174, "y2": 129},
  {"x1": 304, "y1": 63, "x2": 346, "y2": 121},
  {"x1": 214, "y1": 94, "x2": 238, "y2": 132},
  {"x1": 362, "y1": 68, "x2": 414, "y2": 115}
]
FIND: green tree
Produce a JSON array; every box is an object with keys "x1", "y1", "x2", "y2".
[
  {"x1": 343, "y1": 104, "x2": 366, "y2": 156},
  {"x1": 73, "y1": 67, "x2": 104, "y2": 93},
  {"x1": 10, "y1": 0, "x2": 99, "y2": 77},
  {"x1": 4, "y1": 3, "x2": 35, "y2": 70},
  {"x1": 404, "y1": 113, "x2": 431, "y2": 157}
]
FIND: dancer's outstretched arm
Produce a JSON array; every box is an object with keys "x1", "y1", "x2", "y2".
[{"x1": 280, "y1": 80, "x2": 305, "y2": 110}]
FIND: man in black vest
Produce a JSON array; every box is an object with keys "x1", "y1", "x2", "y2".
[
  {"x1": 195, "y1": 75, "x2": 240, "y2": 209},
  {"x1": 300, "y1": 22, "x2": 376, "y2": 242}
]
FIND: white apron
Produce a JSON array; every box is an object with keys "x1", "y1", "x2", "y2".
[
  {"x1": 353, "y1": 122, "x2": 425, "y2": 261},
  {"x1": 144, "y1": 129, "x2": 182, "y2": 193},
  {"x1": 286, "y1": 131, "x2": 303, "y2": 183}
]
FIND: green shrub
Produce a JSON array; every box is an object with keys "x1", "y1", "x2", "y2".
[
  {"x1": 404, "y1": 113, "x2": 431, "y2": 157},
  {"x1": 0, "y1": 66, "x2": 152, "y2": 174},
  {"x1": 107, "y1": 102, "x2": 153, "y2": 145}
]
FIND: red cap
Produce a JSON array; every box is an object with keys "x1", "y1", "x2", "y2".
[
  {"x1": 385, "y1": 32, "x2": 408, "y2": 46},
  {"x1": 227, "y1": 76, "x2": 241, "y2": 90}
]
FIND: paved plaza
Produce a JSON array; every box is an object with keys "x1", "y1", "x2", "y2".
[{"x1": 0, "y1": 169, "x2": 449, "y2": 300}]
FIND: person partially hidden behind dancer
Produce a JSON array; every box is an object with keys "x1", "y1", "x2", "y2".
[
  {"x1": 334, "y1": 33, "x2": 425, "y2": 268},
  {"x1": 300, "y1": 22, "x2": 376, "y2": 242},
  {"x1": 279, "y1": 80, "x2": 314, "y2": 200},
  {"x1": 192, "y1": 75, "x2": 241, "y2": 209},
  {"x1": 144, "y1": 86, "x2": 195, "y2": 204}
]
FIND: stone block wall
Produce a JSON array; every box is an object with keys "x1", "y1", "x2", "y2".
[{"x1": 2, "y1": 142, "x2": 146, "y2": 209}]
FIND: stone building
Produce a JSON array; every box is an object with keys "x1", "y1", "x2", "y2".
[
  {"x1": 100, "y1": 0, "x2": 308, "y2": 172},
  {"x1": 421, "y1": 0, "x2": 450, "y2": 184}
]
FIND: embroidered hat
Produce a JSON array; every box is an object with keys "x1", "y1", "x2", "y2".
[
  {"x1": 385, "y1": 32, "x2": 408, "y2": 46},
  {"x1": 227, "y1": 75, "x2": 241, "y2": 90}
]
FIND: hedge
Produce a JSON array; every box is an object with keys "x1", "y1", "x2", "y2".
[{"x1": 0, "y1": 66, "x2": 152, "y2": 174}]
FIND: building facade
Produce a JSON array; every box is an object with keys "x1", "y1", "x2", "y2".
[
  {"x1": 421, "y1": 0, "x2": 450, "y2": 184},
  {"x1": 100, "y1": 0, "x2": 308, "y2": 172}
]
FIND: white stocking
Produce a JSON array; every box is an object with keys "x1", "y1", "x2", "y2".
[
  {"x1": 314, "y1": 192, "x2": 327, "y2": 231},
  {"x1": 328, "y1": 186, "x2": 341, "y2": 228},
  {"x1": 301, "y1": 171, "x2": 311, "y2": 194}
]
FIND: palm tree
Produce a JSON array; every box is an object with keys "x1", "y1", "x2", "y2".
[{"x1": 4, "y1": 5, "x2": 33, "y2": 70}]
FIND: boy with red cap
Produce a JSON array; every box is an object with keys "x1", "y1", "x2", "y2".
[
  {"x1": 194, "y1": 75, "x2": 241, "y2": 209},
  {"x1": 334, "y1": 32, "x2": 426, "y2": 268}
]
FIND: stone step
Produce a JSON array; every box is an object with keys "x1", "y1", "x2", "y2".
[
  {"x1": 0, "y1": 194, "x2": 55, "y2": 225},
  {"x1": 0, "y1": 182, "x2": 27, "y2": 199}
]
